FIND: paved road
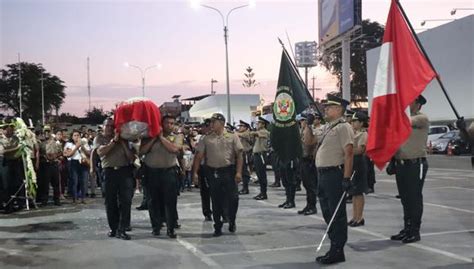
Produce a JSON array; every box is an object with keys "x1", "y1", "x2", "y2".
[{"x1": 0, "y1": 155, "x2": 473, "y2": 268}]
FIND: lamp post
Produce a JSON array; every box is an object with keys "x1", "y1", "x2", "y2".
[
  {"x1": 420, "y1": 19, "x2": 455, "y2": 26},
  {"x1": 40, "y1": 71, "x2": 45, "y2": 125},
  {"x1": 18, "y1": 53, "x2": 22, "y2": 119},
  {"x1": 193, "y1": 0, "x2": 254, "y2": 122},
  {"x1": 124, "y1": 62, "x2": 161, "y2": 97}
]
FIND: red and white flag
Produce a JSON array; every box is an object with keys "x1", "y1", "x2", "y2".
[{"x1": 366, "y1": 0, "x2": 436, "y2": 169}]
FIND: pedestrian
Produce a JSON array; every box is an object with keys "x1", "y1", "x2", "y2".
[
  {"x1": 63, "y1": 130, "x2": 90, "y2": 204},
  {"x1": 251, "y1": 117, "x2": 270, "y2": 200},
  {"x1": 390, "y1": 95, "x2": 429, "y2": 244},
  {"x1": 298, "y1": 114, "x2": 318, "y2": 216},
  {"x1": 192, "y1": 119, "x2": 213, "y2": 221},
  {"x1": 140, "y1": 115, "x2": 183, "y2": 238},
  {"x1": 193, "y1": 113, "x2": 243, "y2": 237},
  {"x1": 348, "y1": 111, "x2": 369, "y2": 227},
  {"x1": 36, "y1": 125, "x2": 62, "y2": 206},
  {"x1": 315, "y1": 94, "x2": 354, "y2": 265},
  {"x1": 96, "y1": 118, "x2": 135, "y2": 240},
  {"x1": 236, "y1": 120, "x2": 253, "y2": 195}
]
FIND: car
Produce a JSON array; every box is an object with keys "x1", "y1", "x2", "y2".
[
  {"x1": 431, "y1": 130, "x2": 471, "y2": 155},
  {"x1": 427, "y1": 125, "x2": 450, "y2": 149}
]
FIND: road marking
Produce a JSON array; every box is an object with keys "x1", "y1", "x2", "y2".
[
  {"x1": 177, "y1": 238, "x2": 220, "y2": 267},
  {"x1": 258, "y1": 199, "x2": 473, "y2": 263},
  {"x1": 206, "y1": 244, "x2": 317, "y2": 257},
  {"x1": 373, "y1": 193, "x2": 474, "y2": 214},
  {"x1": 421, "y1": 229, "x2": 474, "y2": 237},
  {"x1": 425, "y1": 186, "x2": 474, "y2": 191}
]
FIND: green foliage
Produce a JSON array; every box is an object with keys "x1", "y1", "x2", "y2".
[
  {"x1": 320, "y1": 20, "x2": 384, "y2": 101},
  {"x1": 85, "y1": 106, "x2": 108, "y2": 124},
  {"x1": 0, "y1": 62, "x2": 66, "y2": 122}
]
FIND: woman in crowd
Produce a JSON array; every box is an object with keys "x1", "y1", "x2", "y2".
[{"x1": 63, "y1": 130, "x2": 90, "y2": 204}]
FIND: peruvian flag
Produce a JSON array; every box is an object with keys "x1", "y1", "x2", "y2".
[{"x1": 366, "y1": 0, "x2": 436, "y2": 169}]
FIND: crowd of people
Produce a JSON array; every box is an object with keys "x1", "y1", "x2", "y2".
[{"x1": 2, "y1": 93, "x2": 471, "y2": 265}]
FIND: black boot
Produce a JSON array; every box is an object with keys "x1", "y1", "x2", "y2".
[
  {"x1": 238, "y1": 189, "x2": 249, "y2": 195},
  {"x1": 317, "y1": 248, "x2": 345, "y2": 264},
  {"x1": 390, "y1": 229, "x2": 409, "y2": 241},
  {"x1": 167, "y1": 229, "x2": 177, "y2": 239},
  {"x1": 402, "y1": 229, "x2": 420, "y2": 244},
  {"x1": 297, "y1": 206, "x2": 308, "y2": 215},
  {"x1": 254, "y1": 193, "x2": 267, "y2": 200}
]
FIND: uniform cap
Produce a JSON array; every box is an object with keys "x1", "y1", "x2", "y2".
[
  {"x1": 238, "y1": 120, "x2": 251, "y2": 129},
  {"x1": 211, "y1": 113, "x2": 226, "y2": 123},
  {"x1": 415, "y1": 95, "x2": 427, "y2": 105},
  {"x1": 352, "y1": 111, "x2": 368, "y2": 122},
  {"x1": 258, "y1": 116, "x2": 270, "y2": 125},
  {"x1": 324, "y1": 94, "x2": 350, "y2": 108}
]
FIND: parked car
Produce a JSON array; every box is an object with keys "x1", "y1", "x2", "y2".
[
  {"x1": 431, "y1": 130, "x2": 471, "y2": 155},
  {"x1": 427, "y1": 125, "x2": 450, "y2": 148}
]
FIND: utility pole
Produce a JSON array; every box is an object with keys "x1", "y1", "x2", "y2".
[
  {"x1": 87, "y1": 57, "x2": 91, "y2": 111},
  {"x1": 311, "y1": 75, "x2": 316, "y2": 99},
  {"x1": 18, "y1": 53, "x2": 22, "y2": 119},
  {"x1": 40, "y1": 71, "x2": 45, "y2": 125}
]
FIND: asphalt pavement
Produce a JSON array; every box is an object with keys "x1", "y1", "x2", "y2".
[{"x1": 0, "y1": 155, "x2": 473, "y2": 269}]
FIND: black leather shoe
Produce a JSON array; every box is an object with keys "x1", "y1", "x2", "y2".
[
  {"x1": 350, "y1": 219, "x2": 365, "y2": 227},
  {"x1": 213, "y1": 229, "x2": 222, "y2": 237},
  {"x1": 390, "y1": 230, "x2": 408, "y2": 241},
  {"x1": 283, "y1": 202, "x2": 295, "y2": 209},
  {"x1": 278, "y1": 201, "x2": 288, "y2": 208},
  {"x1": 152, "y1": 229, "x2": 160, "y2": 236},
  {"x1": 315, "y1": 251, "x2": 330, "y2": 262},
  {"x1": 317, "y1": 249, "x2": 345, "y2": 264},
  {"x1": 175, "y1": 223, "x2": 181, "y2": 229},
  {"x1": 270, "y1": 182, "x2": 281, "y2": 187},
  {"x1": 238, "y1": 189, "x2": 249, "y2": 195},
  {"x1": 402, "y1": 234, "x2": 420, "y2": 244},
  {"x1": 204, "y1": 215, "x2": 212, "y2": 221},
  {"x1": 297, "y1": 207, "x2": 308, "y2": 215},
  {"x1": 116, "y1": 231, "x2": 131, "y2": 240},
  {"x1": 304, "y1": 208, "x2": 317, "y2": 215},
  {"x1": 254, "y1": 193, "x2": 267, "y2": 200},
  {"x1": 125, "y1": 227, "x2": 132, "y2": 232},
  {"x1": 229, "y1": 222, "x2": 236, "y2": 233},
  {"x1": 167, "y1": 229, "x2": 177, "y2": 239},
  {"x1": 136, "y1": 205, "x2": 148, "y2": 211},
  {"x1": 107, "y1": 230, "x2": 116, "y2": 238},
  {"x1": 348, "y1": 219, "x2": 355, "y2": 226}
]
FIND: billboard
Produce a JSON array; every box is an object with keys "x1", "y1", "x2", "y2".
[
  {"x1": 295, "y1": 41, "x2": 318, "y2": 67},
  {"x1": 318, "y1": 0, "x2": 361, "y2": 45}
]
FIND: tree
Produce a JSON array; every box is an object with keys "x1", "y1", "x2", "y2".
[
  {"x1": 0, "y1": 62, "x2": 66, "y2": 123},
  {"x1": 320, "y1": 20, "x2": 384, "y2": 101},
  {"x1": 85, "y1": 106, "x2": 108, "y2": 124},
  {"x1": 242, "y1": 66, "x2": 259, "y2": 88}
]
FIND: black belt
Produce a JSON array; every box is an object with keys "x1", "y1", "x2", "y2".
[
  {"x1": 302, "y1": 157, "x2": 314, "y2": 162},
  {"x1": 146, "y1": 166, "x2": 176, "y2": 172},
  {"x1": 104, "y1": 165, "x2": 131, "y2": 171},
  {"x1": 206, "y1": 165, "x2": 234, "y2": 173},
  {"x1": 395, "y1": 157, "x2": 426, "y2": 165},
  {"x1": 317, "y1": 165, "x2": 343, "y2": 173}
]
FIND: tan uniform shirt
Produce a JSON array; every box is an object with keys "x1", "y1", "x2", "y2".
[
  {"x1": 94, "y1": 134, "x2": 131, "y2": 168},
  {"x1": 353, "y1": 130, "x2": 368, "y2": 156},
  {"x1": 315, "y1": 118, "x2": 354, "y2": 167},
  {"x1": 396, "y1": 112, "x2": 429, "y2": 159},
  {"x1": 237, "y1": 130, "x2": 253, "y2": 152},
  {"x1": 41, "y1": 139, "x2": 63, "y2": 161},
  {"x1": 197, "y1": 131, "x2": 243, "y2": 168},
  {"x1": 0, "y1": 135, "x2": 21, "y2": 160},
  {"x1": 143, "y1": 134, "x2": 183, "y2": 169},
  {"x1": 312, "y1": 124, "x2": 325, "y2": 144},
  {"x1": 252, "y1": 129, "x2": 270, "y2": 153}
]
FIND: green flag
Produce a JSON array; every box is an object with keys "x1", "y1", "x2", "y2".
[{"x1": 271, "y1": 49, "x2": 314, "y2": 163}]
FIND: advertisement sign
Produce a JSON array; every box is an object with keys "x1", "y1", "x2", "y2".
[{"x1": 319, "y1": 0, "x2": 361, "y2": 45}]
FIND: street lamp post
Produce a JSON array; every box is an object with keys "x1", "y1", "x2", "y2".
[
  {"x1": 451, "y1": 8, "x2": 474, "y2": 15},
  {"x1": 420, "y1": 19, "x2": 455, "y2": 26},
  {"x1": 195, "y1": 1, "x2": 254, "y2": 122},
  {"x1": 40, "y1": 71, "x2": 45, "y2": 125},
  {"x1": 124, "y1": 63, "x2": 161, "y2": 97}
]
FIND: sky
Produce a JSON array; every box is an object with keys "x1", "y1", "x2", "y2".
[{"x1": 1, "y1": 0, "x2": 472, "y2": 116}]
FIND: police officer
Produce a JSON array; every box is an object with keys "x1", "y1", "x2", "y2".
[
  {"x1": 348, "y1": 112, "x2": 369, "y2": 227},
  {"x1": 37, "y1": 125, "x2": 62, "y2": 206},
  {"x1": 193, "y1": 119, "x2": 213, "y2": 221},
  {"x1": 236, "y1": 120, "x2": 253, "y2": 195},
  {"x1": 298, "y1": 114, "x2": 318, "y2": 216},
  {"x1": 140, "y1": 115, "x2": 183, "y2": 238},
  {"x1": 390, "y1": 95, "x2": 429, "y2": 244},
  {"x1": 96, "y1": 118, "x2": 135, "y2": 240},
  {"x1": 193, "y1": 113, "x2": 243, "y2": 237},
  {"x1": 315, "y1": 95, "x2": 354, "y2": 265},
  {"x1": 251, "y1": 117, "x2": 270, "y2": 200}
]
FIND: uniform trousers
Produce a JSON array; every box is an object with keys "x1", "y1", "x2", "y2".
[
  {"x1": 317, "y1": 166, "x2": 347, "y2": 250},
  {"x1": 37, "y1": 161, "x2": 60, "y2": 203},
  {"x1": 300, "y1": 158, "x2": 318, "y2": 209},
  {"x1": 205, "y1": 165, "x2": 239, "y2": 230},
  {"x1": 279, "y1": 159, "x2": 297, "y2": 204},
  {"x1": 103, "y1": 166, "x2": 133, "y2": 232},
  {"x1": 145, "y1": 166, "x2": 178, "y2": 231},
  {"x1": 199, "y1": 166, "x2": 212, "y2": 218},
  {"x1": 253, "y1": 152, "x2": 267, "y2": 194},
  {"x1": 3, "y1": 158, "x2": 25, "y2": 208},
  {"x1": 241, "y1": 152, "x2": 252, "y2": 191},
  {"x1": 395, "y1": 158, "x2": 428, "y2": 235}
]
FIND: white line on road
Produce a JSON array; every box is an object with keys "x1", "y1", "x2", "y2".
[
  {"x1": 421, "y1": 229, "x2": 474, "y2": 237},
  {"x1": 176, "y1": 238, "x2": 220, "y2": 267},
  {"x1": 258, "y1": 199, "x2": 473, "y2": 263},
  {"x1": 373, "y1": 193, "x2": 474, "y2": 214},
  {"x1": 425, "y1": 186, "x2": 474, "y2": 191}
]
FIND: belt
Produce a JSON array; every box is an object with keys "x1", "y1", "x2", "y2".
[
  {"x1": 146, "y1": 166, "x2": 176, "y2": 172},
  {"x1": 104, "y1": 165, "x2": 131, "y2": 171},
  {"x1": 317, "y1": 165, "x2": 343, "y2": 173},
  {"x1": 206, "y1": 165, "x2": 234, "y2": 173},
  {"x1": 302, "y1": 157, "x2": 314, "y2": 162},
  {"x1": 395, "y1": 157, "x2": 426, "y2": 165}
]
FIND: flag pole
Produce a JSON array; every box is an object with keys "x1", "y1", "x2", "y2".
[
  {"x1": 278, "y1": 38, "x2": 323, "y2": 117},
  {"x1": 395, "y1": 0, "x2": 461, "y2": 120}
]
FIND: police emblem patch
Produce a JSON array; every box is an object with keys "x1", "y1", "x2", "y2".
[{"x1": 273, "y1": 86, "x2": 296, "y2": 123}]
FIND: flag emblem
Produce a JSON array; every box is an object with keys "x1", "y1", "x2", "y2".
[{"x1": 273, "y1": 87, "x2": 295, "y2": 123}]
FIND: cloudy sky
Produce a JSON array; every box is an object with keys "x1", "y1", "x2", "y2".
[{"x1": 1, "y1": 0, "x2": 472, "y2": 116}]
